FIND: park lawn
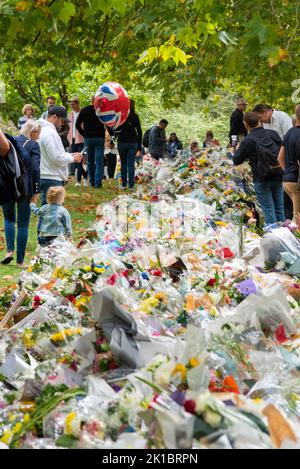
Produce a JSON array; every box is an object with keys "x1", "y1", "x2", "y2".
[{"x1": 0, "y1": 177, "x2": 120, "y2": 289}]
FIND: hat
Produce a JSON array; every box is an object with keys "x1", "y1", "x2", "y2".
[
  {"x1": 68, "y1": 96, "x2": 80, "y2": 103},
  {"x1": 237, "y1": 98, "x2": 248, "y2": 105},
  {"x1": 48, "y1": 105, "x2": 69, "y2": 121}
]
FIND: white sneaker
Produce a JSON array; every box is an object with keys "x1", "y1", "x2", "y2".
[
  {"x1": 83, "y1": 179, "x2": 89, "y2": 187},
  {"x1": 75, "y1": 182, "x2": 81, "y2": 187}
]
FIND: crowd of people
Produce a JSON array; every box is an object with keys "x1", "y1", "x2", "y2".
[{"x1": 0, "y1": 94, "x2": 300, "y2": 269}]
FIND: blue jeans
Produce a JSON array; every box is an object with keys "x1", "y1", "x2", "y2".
[
  {"x1": 84, "y1": 137, "x2": 105, "y2": 187},
  {"x1": 40, "y1": 179, "x2": 64, "y2": 206},
  {"x1": 118, "y1": 142, "x2": 138, "y2": 189},
  {"x1": 2, "y1": 200, "x2": 31, "y2": 264},
  {"x1": 254, "y1": 180, "x2": 285, "y2": 225},
  {"x1": 68, "y1": 142, "x2": 85, "y2": 180}
]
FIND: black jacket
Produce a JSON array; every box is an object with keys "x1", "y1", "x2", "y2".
[
  {"x1": 115, "y1": 111, "x2": 143, "y2": 150},
  {"x1": 16, "y1": 135, "x2": 41, "y2": 197},
  {"x1": 230, "y1": 109, "x2": 247, "y2": 138},
  {"x1": 76, "y1": 105, "x2": 106, "y2": 139},
  {"x1": 233, "y1": 127, "x2": 282, "y2": 182}
]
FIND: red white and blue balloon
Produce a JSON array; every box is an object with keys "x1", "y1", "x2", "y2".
[{"x1": 94, "y1": 82, "x2": 130, "y2": 129}]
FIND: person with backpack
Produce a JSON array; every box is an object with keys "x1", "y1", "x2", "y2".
[
  {"x1": 147, "y1": 119, "x2": 169, "y2": 160},
  {"x1": 0, "y1": 123, "x2": 40, "y2": 268},
  {"x1": 278, "y1": 104, "x2": 300, "y2": 223},
  {"x1": 233, "y1": 112, "x2": 285, "y2": 226},
  {"x1": 115, "y1": 100, "x2": 142, "y2": 190}
]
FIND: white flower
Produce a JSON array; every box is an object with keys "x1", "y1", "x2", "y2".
[
  {"x1": 195, "y1": 391, "x2": 211, "y2": 413},
  {"x1": 154, "y1": 361, "x2": 175, "y2": 387},
  {"x1": 204, "y1": 410, "x2": 222, "y2": 428}
]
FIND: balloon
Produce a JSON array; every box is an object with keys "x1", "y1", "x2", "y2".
[{"x1": 94, "y1": 82, "x2": 130, "y2": 129}]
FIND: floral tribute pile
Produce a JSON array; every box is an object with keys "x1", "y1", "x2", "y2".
[{"x1": 1, "y1": 149, "x2": 300, "y2": 449}]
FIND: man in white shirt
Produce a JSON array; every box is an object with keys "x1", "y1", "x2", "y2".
[
  {"x1": 253, "y1": 104, "x2": 293, "y2": 140},
  {"x1": 38, "y1": 106, "x2": 82, "y2": 204}
]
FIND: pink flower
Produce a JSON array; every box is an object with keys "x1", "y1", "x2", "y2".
[{"x1": 107, "y1": 273, "x2": 118, "y2": 285}]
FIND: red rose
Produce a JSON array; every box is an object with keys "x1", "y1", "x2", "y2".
[
  {"x1": 67, "y1": 295, "x2": 76, "y2": 303},
  {"x1": 184, "y1": 399, "x2": 196, "y2": 414},
  {"x1": 151, "y1": 269, "x2": 163, "y2": 277},
  {"x1": 222, "y1": 248, "x2": 234, "y2": 259},
  {"x1": 207, "y1": 278, "x2": 216, "y2": 287}
]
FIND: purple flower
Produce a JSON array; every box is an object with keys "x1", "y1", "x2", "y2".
[
  {"x1": 236, "y1": 279, "x2": 257, "y2": 297},
  {"x1": 171, "y1": 390, "x2": 185, "y2": 406}
]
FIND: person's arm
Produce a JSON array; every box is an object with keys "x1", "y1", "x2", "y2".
[
  {"x1": 232, "y1": 140, "x2": 248, "y2": 166},
  {"x1": 278, "y1": 146, "x2": 286, "y2": 170},
  {"x1": 135, "y1": 114, "x2": 143, "y2": 151},
  {"x1": 44, "y1": 131, "x2": 75, "y2": 167},
  {"x1": 30, "y1": 141, "x2": 41, "y2": 194},
  {"x1": 75, "y1": 110, "x2": 84, "y2": 136},
  {"x1": 0, "y1": 129, "x2": 10, "y2": 157},
  {"x1": 62, "y1": 209, "x2": 72, "y2": 237},
  {"x1": 30, "y1": 203, "x2": 43, "y2": 216}
]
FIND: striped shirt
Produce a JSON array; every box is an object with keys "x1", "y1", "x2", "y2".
[{"x1": 30, "y1": 203, "x2": 72, "y2": 237}]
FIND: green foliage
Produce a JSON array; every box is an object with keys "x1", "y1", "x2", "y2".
[{"x1": 0, "y1": 0, "x2": 299, "y2": 123}]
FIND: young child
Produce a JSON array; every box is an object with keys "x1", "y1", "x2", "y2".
[{"x1": 30, "y1": 187, "x2": 72, "y2": 247}]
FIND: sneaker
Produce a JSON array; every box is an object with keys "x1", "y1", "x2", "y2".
[
  {"x1": 83, "y1": 179, "x2": 89, "y2": 187},
  {"x1": 94, "y1": 184, "x2": 103, "y2": 189},
  {"x1": 16, "y1": 263, "x2": 28, "y2": 270},
  {"x1": 120, "y1": 186, "x2": 127, "y2": 190},
  {"x1": 75, "y1": 182, "x2": 81, "y2": 187}
]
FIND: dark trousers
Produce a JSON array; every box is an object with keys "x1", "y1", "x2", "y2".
[
  {"x1": 69, "y1": 142, "x2": 86, "y2": 182},
  {"x1": 104, "y1": 153, "x2": 117, "y2": 179},
  {"x1": 118, "y1": 142, "x2": 138, "y2": 188},
  {"x1": 2, "y1": 199, "x2": 31, "y2": 264}
]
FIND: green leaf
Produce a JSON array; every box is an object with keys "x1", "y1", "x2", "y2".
[
  {"x1": 59, "y1": 1, "x2": 76, "y2": 24},
  {"x1": 56, "y1": 434, "x2": 79, "y2": 448}
]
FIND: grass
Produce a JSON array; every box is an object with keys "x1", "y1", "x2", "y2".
[{"x1": 0, "y1": 177, "x2": 120, "y2": 289}]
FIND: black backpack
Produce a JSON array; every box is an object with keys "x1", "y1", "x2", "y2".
[
  {"x1": 249, "y1": 133, "x2": 283, "y2": 178},
  {"x1": 0, "y1": 135, "x2": 29, "y2": 205},
  {"x1": 142, "y1": 126, "x2": 155, "y2": 148}
]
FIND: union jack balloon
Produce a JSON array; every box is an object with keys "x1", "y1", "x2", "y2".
[{"x1": 94, "y1": 82, "x2": 130, "y2": 129}]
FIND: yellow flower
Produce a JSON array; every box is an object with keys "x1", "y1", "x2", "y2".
[
  {"x1": 65, "y1": 411, "x2": 76, "y2": 435},
  {"x1": 154, "y1": 292, "x2": 168, "y2": 304},
  {"x1": 23, "y1": 414, "x2": 31, "y2": 423},
  {"x1": 53, "y1": 267, "x2": 70, "y2": 280},
  {"x1": 215, "y1": 221, "x2": 228, "y2": 227},
  {"x1": 84, "y1": 266, "x2": 92, "y2": 272},
  {"x1": 12, "y1": 422, "x2": 22, "y2": 434},
  {"x1": 189, "y1": 357, "x2": 200, "y2": 368},
  {"x1": 8, "y1": 413, "x2": 16, "y2": 423},
  {"x1": 23, "y1": 329, "x2": 35, "y2": 348},
  {"x1": 94, "y1": 267, "x2": 105, "y2": 274},
  {"x1": 172, "y1": 363, "x2": 187, "y2": 381},
  {"x1": 74, "y1": 296, "x2": 91, "y2": 310},
  {"x1": 0, "y1": 431, "x2": 12, "y2": 445},
  {"x1": 27, "y1": 265, "x2": 33, "y2": 273},
  {"x1": 139, "y1": 298, "x2": 160, "y2": 314},
  {"x1": 50, "y1": 328, "x2": 82, "y2": 343},
  {"x1": 224, "y1": 189, "x2": 234, "y2": 196}
]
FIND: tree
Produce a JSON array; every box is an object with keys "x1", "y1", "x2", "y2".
[{"x1": 0, "y1": 0, "x2": 299, "y2": 121}]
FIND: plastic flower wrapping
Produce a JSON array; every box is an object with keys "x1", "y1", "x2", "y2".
[{"x1": 1, "y1": 149, "x2": 300, "y2": 449}]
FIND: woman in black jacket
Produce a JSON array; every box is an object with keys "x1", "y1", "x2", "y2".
[
  {"x1": 116, "y1": 100, "x2": 142, "y2": 190},
  {"x1": 1, "y1": 120, "x2": 41, "y2": 268}
]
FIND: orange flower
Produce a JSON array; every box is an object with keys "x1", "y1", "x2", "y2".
[{"x1": 223, "y1": 376, "x2": 240, "y2": 394}]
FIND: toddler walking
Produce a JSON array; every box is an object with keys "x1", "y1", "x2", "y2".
[{"x1": 30, "y1": 187, "x2": 72, "y2": 247}]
